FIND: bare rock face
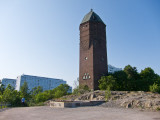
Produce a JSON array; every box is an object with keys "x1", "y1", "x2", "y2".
[
  {"x1": 58, "y1": 91, "x2": 160, "y2": 111},
  {"x1": 117, "y1": 91, "x2": 160, "y2": 111}
]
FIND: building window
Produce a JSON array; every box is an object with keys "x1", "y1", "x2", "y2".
[{"x1": 83, "y1": 73, "x2": 91, "y2": 80}]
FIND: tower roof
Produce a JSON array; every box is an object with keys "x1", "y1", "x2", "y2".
[{"x1": 81, "y1": 9, "x2": 104, "y2": 24}]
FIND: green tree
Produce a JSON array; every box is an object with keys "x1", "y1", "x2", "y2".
[
  {"x1": 29, "y1": 86, "x2": 43, "y2": 104},
  {"x1": 2, "y1": 84, "x2": 21, "y2": 106},
  {"x1": 2, "y1": 84, "x2": 14, "y2": 103},
  {"x1": 30, "y1": 86, "x2": 43, "y2": 96},
  {"x1": 20, "y1": 81, "x2": 29, "y2": 99},
  {"x1": 34, "y1": 91, "x2": 49, "y2": 103},
  {"x1": 112, "y1": 71, "x2": 128, "y2": 90},
  {"x1": 0, "y1": 95, "x2": 2, "y2": 102},
  {"x1": 34, "y1": 84, "x2": 70, "y2": 103},
  {"x1": 0, "y1": 84, "x2": 5, "y2": 94},
  {"x1": 99, "y1": 75, "x2": 116, "y2": 90},
  {"x1": 123, "y1": 65, "x2": 140, "y2": 91},
  {"x1": 53, "y1": 84, "x2": 70, "y2": 98},
  {"x1": 140, "y1": 67, "x2": 159, "y2": 91}
]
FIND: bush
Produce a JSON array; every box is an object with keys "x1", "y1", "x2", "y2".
[
  {"x1": 149, "y1": 83, "x2": 160, "y2": 93},
  {"x1": 99, "y1": 75, "x2": 116, "y2": 90},
  {"x1": 72, "y1": 85, "x2": 90, "y2": 95},
  {"x1": 0, "y1": 95, "x2": 2, "y2": 102},
  {"x1": 33, "y1": 84, "x2": 70, "y2": 103},
  {"x1": 105, "y1": 87, "x2": 111, "y2": 101},
  {"x1": 35, "y1": 92, "x2": 49, "y2": 103},
  {"x1": 0, "y1": 83, "x2": 71, "y2": 107}
]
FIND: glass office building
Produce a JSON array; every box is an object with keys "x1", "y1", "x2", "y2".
[
  {"x1": 1, "y1": 74, "x2": 72, "y2": 92},
  {"x1": 1, "y1": 78, "x2": 16, "y2": 89},
  {"x1": 15, "y1": 74, "x2": 69, "y2": 92}
]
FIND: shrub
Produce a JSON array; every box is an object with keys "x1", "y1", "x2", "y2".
[
  {"x1": 99, "y1": 75, "x2": 116, "y2": 90},
  {"x1": 105, "y1": 87, "x2": 111, "y2": 101},
  {"x1": 149, "y1": 83, "x2": 160, "y2": 93},
  {"x1": 72, "y1": 85, "x2": 90, "y2": 95}
]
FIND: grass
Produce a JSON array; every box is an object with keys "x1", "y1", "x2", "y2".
[{"x1": 28, "y1": 102, "x2": 45, "y2": 107}]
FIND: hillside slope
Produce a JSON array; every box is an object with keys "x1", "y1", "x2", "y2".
[{"x1": 56, "y1": 91, "x2": 160, "y2": 111}]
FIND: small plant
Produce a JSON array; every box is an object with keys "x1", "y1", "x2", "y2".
[
  {"x1": 105, "y1": 87, "x2": 111, "y2": 101},
  {"x1": 149, "y1": 83, "x2": 160, "y2": 93},
  {"x1": 72, "y1": 85, "x2": 90, "y2": 95},
  {"x1": 156, "y1": 107, "x2": 160, "y2": 111}
]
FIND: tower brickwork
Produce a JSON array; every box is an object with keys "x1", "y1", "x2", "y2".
[{"x1": 79, "y1": 10, "x2": 108, "y2": 90}]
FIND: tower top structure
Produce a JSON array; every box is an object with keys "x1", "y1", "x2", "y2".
[{"x1": 81, "y1": 9, "x2": 104, "y2": 24}]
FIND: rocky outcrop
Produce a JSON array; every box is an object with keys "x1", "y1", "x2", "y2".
[
  {"x1": 59, "y1": 91, "x2": 160, "y2": 111},
  {"x1": 118, "y1": 91, "x2": 160, "y2": 111}
]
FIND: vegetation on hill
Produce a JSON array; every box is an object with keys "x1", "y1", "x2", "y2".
[
  {"x1": 0, "y1": 82, "x2": 70, "y2": 107},
  {"x1": 99, "y1": 65, "x2": 160, "y2": 93}
]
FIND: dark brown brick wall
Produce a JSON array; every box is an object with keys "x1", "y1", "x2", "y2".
[{"x1": 79, "y1": 21, "x2": 108, "y2": 90}]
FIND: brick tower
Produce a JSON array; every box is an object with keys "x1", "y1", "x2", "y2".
[{"x1": 79, "y1": 9, "x2": 108, "y2": 90}]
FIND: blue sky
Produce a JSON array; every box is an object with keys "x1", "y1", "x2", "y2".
[{"x1": 0, "y1": 0, "x2": 160, "y2": 87}]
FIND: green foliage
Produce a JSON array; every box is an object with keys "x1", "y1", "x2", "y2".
[
  {"x1": 53, "y1": 84, "x2": 70, "y2": 98},
  {"x1": 72, "y1": 86, "x2": 79, "y2": 95},
  {"x1": 2, "y1": 84, "x2": 21, "y2": 106},
  {"x1": 0, "y1": 83, "x2": 70, "y2": 107},
  {"x1": 99, "y1": 65, "x2": 160, "y2": 92},
  {"x1": 29, "y1": 86, "x2": 43, "y2": 103},
  {"x1": 34, "y1": 91, "x2": 49, "y2": 103},
  {"x1": 99, "y1": 75, "x2": 116, "y2": 90},
  {"x1": 140, "y1": 67, "x2": 159, "y2": 91},
  {"x1": 72, "y1": 85, "x2": 90, "y2": 95},
  {"x1": 2, "y1": 84, "x2": 15, "y2": 103},
  {"x1": 123, "y1": 65, "x2": 140, "y2": 91},
  {"x1": 112, "y1": 71, "x2": 127, "y2": 90},
  {"x1": 20, "y1": 81, "x2": 29, "y2": 98},
  {"x1": 149, "y1": 83, "x2": 160, "y2": 93},
  {"x1": 0, "y1": 84, "x2": 5, "y2": 94},
  {"x1": 156, "y1": 107, "x2": 160, "y2": 111},
  {"x1": 105, "y1": 87, "x2": 111, "y2": 101},
  {"x1": 0, "y1": 95, "x2": 2, "y2": 102},
  {"x1": 30, "y1": 86, "x2": 43, "y2": 96},
  {"x1": 34, "y1": 84, "x2": 70, "y2": 103},
  {"x1": 28, "y1": 102, "x2": 44, "y2": 107}
]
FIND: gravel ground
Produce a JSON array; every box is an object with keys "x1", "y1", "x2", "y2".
[{"x1": 0, "y1": 106, "x2": 160, "y2": 120}]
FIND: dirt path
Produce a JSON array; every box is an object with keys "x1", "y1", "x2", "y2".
[{"x1": 0, "y1": 106, "x2": 160, "y2": 120}]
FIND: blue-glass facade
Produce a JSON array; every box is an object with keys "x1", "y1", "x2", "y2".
[
  {"x1": 1, "y1": 74, "x2": 72, "y2": 93},
  {"x1": 1, "y1": 78, "x2": 16, "y2": 89},
  {"x1": 15, "y1": 74, "x2": 70, "y2": 92}
]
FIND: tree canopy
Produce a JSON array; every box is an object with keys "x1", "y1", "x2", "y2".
[{"x1": 99, "y1": 65, "x2": 160, "y2": 93}]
